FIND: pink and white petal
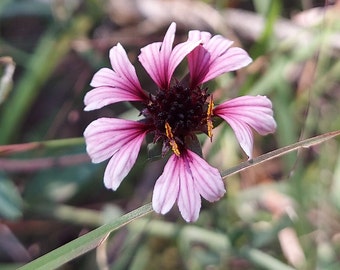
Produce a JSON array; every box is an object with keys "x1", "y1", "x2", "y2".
[
  {"x1": 152, "y1": 154, "x2": 180, "y2": 215},
  {"x1": 160, "y1": 22, "x2": 177, "y2": 64},
  {"x1": 215, "y1": 96, "x2": 276, "y2": 135},
  {"x1": 139, "y1": 23, "x2": 200, "y2": 89},
  {"x1": 90, "y1": 68, "x2": 142, "y2": 93},
  {"x1": 221, "y1": 115, "x2": 254, "y2": 158},
  {"x1": 188, "y1": 34, "x2": 252, "y2": 86},
  {"x1": 188, "y1": 30, "x2": 212, "y2": 44},
  {"x1": 214, "y1": 95, "x2": 277, "y2": 158},
  {"x1": 109, "y1": 43, "x2": 145, "y2": 93},
  {"x1": 187, "y1": 45, "x2": 211, "y2": 88},
  {"x1": 139, "y1": 23, "x2": 177, "y2": 89},
  {"x1": 153, "y1": 150, "x2": 225, "y2": 222},
  {"x1": 84, "y1": 86, "x2": 146, "y2": 111},
  {"x1": 84, "y1": 118, "x2": 147, "y2": 163},
  {"x1": 199, "y1": 47, "x2": 252, "y2": 84},
  {"x1": 167, "y1": 40, "x2": 201, "y2": 84},
  {"x1": 84, "y1": 45, "x2": 147, "y2": 111},
  {"x1": 204, "y1": 35, "x2": 234, "y2": 60},
  {"x1": 177, "y1": 158, "x2": 201, "y2": 222},
  {"x1": 139, "y1": 42, "x2": 165, "y2": 89},
  {"x1": 103, "y1": 132, "x2": 145, "y2": 190},
  {"x1": 90, "y1": 69, "x2": 143, "y2": 94},
  {"x1": 187, "y1": 31, "x2": 213, "y2": 87},
  {"x1": 185, "y1": 150, "x2": 226, "y2": 202},
  {"x1": 90, "y1": 68, "x2": 116, "y2": 87}
]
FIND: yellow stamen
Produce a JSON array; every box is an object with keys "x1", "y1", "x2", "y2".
[
  {"x1": 207, "y1": 96, "x2": 214, "y2": 140},
  {"x1": 165, "y1": 122, "x2": 180, "y2": 156}
]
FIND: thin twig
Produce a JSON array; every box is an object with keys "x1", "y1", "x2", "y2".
[{"x1": 0, "y1": 153, "x2": 91, "y2": 172}]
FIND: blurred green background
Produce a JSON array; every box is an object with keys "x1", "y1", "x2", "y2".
[{"x1": 1, "y1": 0, "x2": 340, "y2": 269}]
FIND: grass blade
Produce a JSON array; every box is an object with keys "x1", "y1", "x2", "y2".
[
  {"x1": 18, "y1": 203, "x2": 153, "y2": 270},
  {"x1": 13, "y1": 131, "x2": 340, "y2": 269},
  {"x1": 221, "y1": 130, "x2": 340, "y2": 178}
]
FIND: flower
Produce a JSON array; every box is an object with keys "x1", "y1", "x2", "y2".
[{"x1": 84, "y1": 22, "x2": 276, "y2": 222}]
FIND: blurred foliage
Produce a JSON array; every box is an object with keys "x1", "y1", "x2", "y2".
[{"x1": 0, "y1": 0, "x2": 340, "y2": 269}]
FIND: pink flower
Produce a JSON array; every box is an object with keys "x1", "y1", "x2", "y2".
[{"x1": 84, "y1": 22, "x2": 276, "y2": 222}]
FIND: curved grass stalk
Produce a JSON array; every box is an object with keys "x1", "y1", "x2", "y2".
[
  {"x1": 18, "y1": 203, "x2": 153, "y2": 270},
  {"x1": 18, "y1": 130, "x2": 340, "y2": 270}
]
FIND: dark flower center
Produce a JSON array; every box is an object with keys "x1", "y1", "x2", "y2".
[{"x1": 146, "y1": 83, "x2": 210, "y2": 153}]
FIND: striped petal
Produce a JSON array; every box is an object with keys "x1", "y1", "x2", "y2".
[
  {"x1": 188, "y1": 31, "x2": 252, "y2": 87},
  {"x1": 103, "y1": 132, "x2": 145, "y2": 190},
  {"x1": 84, "y1": 44, "x2": 147, "y2": 111},
  {"x1": 84, "y1": 118, "x2": 148, "y2": 190},
  {"x1": 177, "y1": 156, "x2": 201, "y2": 222},
  {"x1": 152, "y1": 150, "x2": 225, "y2": 222},
  {"x1": 184, "y1": 150, "x2": 226, "y2": 203},
  {"x1": 83, "y1": 118, "x2": 147, "y2": 163},
  {"x1": 152, "y1": 154, "x2": 180, "y2": 216},
  {"x1": 139, "y1": 22, "x2": 200, "y2": 89},
  {"x1": 214, "y1": 95, "x2": 277, "y2": 158}
]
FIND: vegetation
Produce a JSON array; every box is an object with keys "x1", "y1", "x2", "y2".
[{"x1": 1, "y1": 0, "x2": 340, "y2": 269}]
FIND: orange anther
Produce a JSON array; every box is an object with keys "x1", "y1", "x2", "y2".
[
  {"x1": 165, "y1": 122, "x2": 180, "y2": 156},
  {"x1": 207, "y1": 97, "x2": 214, "y2": 140}
]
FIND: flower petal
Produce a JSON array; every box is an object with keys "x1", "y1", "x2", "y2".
[
  {"x1": 84, "y1": 44, "x2": 147, "y2": 111},
  {"x1": 214, "y1": 95, "x2": 277, "y2": 158},
  {"x1": 152, "y1": 150, "x2": 226, "y2": 222},
  {"x1": 83, "y1": 118, "x2": 148, "y2": 163},
  {"x1": 139, "y1": 22, "x2": 200, "y2": 89},
  {"x1": 169, "y1": 41, "x2": 201, "y2": 82},
  {"x1": 188, "y1": 32, "x2": 252, "y2": 87},
  {"x1": 177, "y1": 157, "x2": 201, "y2": 222},
  {"x1": 185, "y1": 150, "x2": 226, "y2": 202},
  {"x1": 138, "y1": 42, "x2": 164, "y2": 88},
  {"x1": 187, "y1": 31, "x2": 212, "y2": 87},
  {"x1": 104, "y1": 132, "x2": 145, "y2": 190},
  {"x1": 152, "y1": 154, "x2": 180, "y2": 215}
]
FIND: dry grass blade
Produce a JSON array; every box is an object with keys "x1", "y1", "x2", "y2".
[
  {"x1": 0, "y1": 154, "x2": 90, "y2": 172},
  {"x1": 221, "y1": 130, "x2": 340, "y2": 179}
]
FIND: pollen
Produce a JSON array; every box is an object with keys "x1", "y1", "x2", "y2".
[
  {"x1": 165, "y1": 122, "x2": 180, "y2": 156},
  {"x1": 207, "y1": 96, "x2": 214, "y2": 140}
]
